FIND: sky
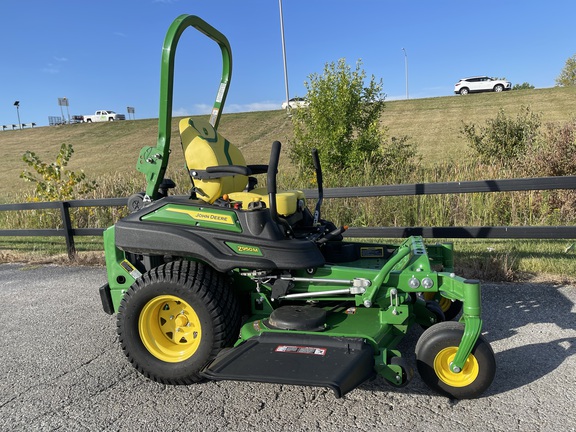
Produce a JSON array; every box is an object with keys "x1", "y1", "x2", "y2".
[{"x1": 0, "y1": 0, "x2": 575, "y2": 127}]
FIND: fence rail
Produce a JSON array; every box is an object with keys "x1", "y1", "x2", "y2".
[{"x1": 1, "y1": 176, "x2": 575, "y2": 259}]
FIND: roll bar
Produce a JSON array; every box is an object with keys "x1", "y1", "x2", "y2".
[{"x1": 136, "y1": 14, "x2": 233, "y2": 200}]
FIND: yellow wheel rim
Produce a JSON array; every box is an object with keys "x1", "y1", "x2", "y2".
[
  {"x1": 433, "y1": 347, "x2": 480, "y2": 387},
  {"x1": 139, "y1": 295, "x2": 202, "y2": 363},
  {"x1": 423, "y1": 293, "x2": 452, "y2": 313},
  {"x1": 436, "y1": 297, "x2": 452, "y2": 313}
]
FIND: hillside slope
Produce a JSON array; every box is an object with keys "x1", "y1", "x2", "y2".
[{"x1": 2, "y1": 86, "x2": 575, "y2": 200}]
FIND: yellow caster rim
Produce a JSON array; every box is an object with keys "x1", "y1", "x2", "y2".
[
  {"x1": 139, "y1": 295, "x2": 202, "y2": 363},
  {"x1": 433, "y1": 347, "x2": 479, "y2": 387}
]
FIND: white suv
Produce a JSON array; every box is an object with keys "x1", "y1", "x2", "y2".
[
  {"x1": 281, "y1": 97, "x2": 308, "y2": 110},
  {"x1": 454, "y1": 76, "x2": 512, "y2": 95}
]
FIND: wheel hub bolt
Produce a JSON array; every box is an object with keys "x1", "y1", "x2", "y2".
[{"x1": 450, "y1": 362, "x2": 462, "y2": 373}]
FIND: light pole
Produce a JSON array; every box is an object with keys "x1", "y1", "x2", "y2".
[
  {"x1": 402, "y1": 48, "x2": 409, "y2": 99},
  {"x1": 14, "y1": 101, "x2": 21, "y2": 129},
  {"x1": 278, "y1": 0, "x2": 290, "y2": 111}
]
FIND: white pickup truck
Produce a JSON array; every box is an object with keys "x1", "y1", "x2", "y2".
[{"x1": 82, "y1": 110, "x2": 126, "y2": 122}]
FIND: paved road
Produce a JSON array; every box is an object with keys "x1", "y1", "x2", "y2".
[{"x1": 0, "y1": 263, "x2": 575, "y2": 432}]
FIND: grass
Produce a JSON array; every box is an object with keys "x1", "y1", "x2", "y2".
[
  {"x1": 381, "y1": 86, "x2": 576, "y2": 163},
  {"x1": 0, "y1": 111, "x2": 294, "y2": 201},
  {"x1": 1, "y1": 234, "x2": 574, "y2": 283},
  {"x1": 451, "y1": 238, "x2": 576, "y2": 283},
  {"x1": 2, "y1": 87, "x2": 576, "y2": 281},
  {"x1": 0, "y1": 236, "x2": 106, "y2": 266},
  {"x1": 2, "y1": 86, "x2": 576, "y2": 202}
]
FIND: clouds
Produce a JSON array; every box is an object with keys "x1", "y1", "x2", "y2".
[
  {"x1": 227, "y1": 102, "x2": 280, "y2": 113},
  {"x1": 173, "y1": 101, "x2": 280, "y2": 117},
  {"x1": 42, "y1": 56, "x2": 68, "y2": 74}
]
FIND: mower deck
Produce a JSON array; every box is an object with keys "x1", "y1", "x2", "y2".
[{"x1": 202, "y1": 333, "x2": 374, "y2": 398}]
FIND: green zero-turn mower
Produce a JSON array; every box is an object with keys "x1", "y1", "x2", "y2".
[{"x1": 99, "y1": 14, "x2": 496, "y2": 399}]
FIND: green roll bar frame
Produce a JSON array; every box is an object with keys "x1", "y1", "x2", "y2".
[{"x1": 136, "y1": 14, "x2": 233, "y2": 200}]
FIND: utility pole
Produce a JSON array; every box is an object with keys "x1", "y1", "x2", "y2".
[
  {"x1": 402, "y1": 48, "x2": 409, "y2": 99},
  {"x1": 14, "y1": 101, "x2": 21, "y2": 129},
  {"x1": 279, "y1": 0, "x2": 290, "y2": 111}
]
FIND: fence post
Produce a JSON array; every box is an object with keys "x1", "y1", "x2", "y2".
[{"x1": 58, "y1": 201, "x2": 76, "y2": 259}]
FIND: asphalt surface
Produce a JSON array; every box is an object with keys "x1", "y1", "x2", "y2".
[{"x1": 0, "y1": 263, "x2": 575, "y2": 432}]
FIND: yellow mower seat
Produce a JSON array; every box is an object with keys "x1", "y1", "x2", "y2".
[
  {"x1": 179, "y1": 118, "x2": 303, "y2": 216},
  {"x1": 180, "y1": 118, "x2": 248, "y2": 203}
]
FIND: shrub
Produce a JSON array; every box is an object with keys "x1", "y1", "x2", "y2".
[
  {"x1": 18, "y1": 143, "x2": 98, "y2": 229},
  {"x1": 20, "y1": 143, "x2": 97, "y2": 202},
  {"x1": 460, "y1": 106, "x2": 542, "y2": 165},
  {"x1": 523, "y1": 119, "x2": 576, "y2": 177},
  {"x1": 512, "y1": 82, "x2": 535, "y2": 90}
]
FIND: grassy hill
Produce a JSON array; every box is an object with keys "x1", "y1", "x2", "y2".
[{"x1": 1, "y1": 86, "x2": 576, "y2": 201}]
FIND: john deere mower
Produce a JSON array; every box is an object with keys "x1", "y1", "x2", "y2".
[{"x1": 99, "y1": 14, "x2": 496, "y2": 399}]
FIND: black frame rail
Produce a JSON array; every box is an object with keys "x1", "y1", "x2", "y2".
[{"x1": 1, "y1": 176, "x2": 575, "y2": 259}]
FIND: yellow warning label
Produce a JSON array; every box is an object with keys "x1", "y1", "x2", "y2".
[{"x1": 166, "y1": 208, "x2": 235, "y2": 225}]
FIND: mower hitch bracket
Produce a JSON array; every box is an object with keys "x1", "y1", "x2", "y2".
[{"x1": 360, "y1": 240, "x2": 412, "y2": 307}]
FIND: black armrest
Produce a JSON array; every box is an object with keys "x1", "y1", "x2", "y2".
[
  {"x1": 191, "y1": 165, "x2": 251, "y2": 180},
  {"x1": 206, "y1": 165, "x2": 251, "y2": 175},
  {"x1": 247, "y1": 164, "x2": 269, "y2": 175},
  {"x1": 191, "y1": 164, "x2": 270, "y2": 180}
]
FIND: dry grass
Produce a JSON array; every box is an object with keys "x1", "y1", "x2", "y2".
[
  {"x1": 0, "y1": 111, "x2": 293, "y2": 201},
  {"x1": 2, "y1": 86, "x2": 576, "y2": 202},
  {"x1": 381, "y1": 86, "x2": 576, "y2": 163},
  {"x1": 2, "y1": 87, "x2": 576, "y2": 281},
  {"x1": 0, "y1": 249, "x2": 105, "y2": 266}
]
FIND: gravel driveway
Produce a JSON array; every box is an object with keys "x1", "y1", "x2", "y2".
[{"x1": 0, "y1": 263, "x2": 574, "y2": 431}]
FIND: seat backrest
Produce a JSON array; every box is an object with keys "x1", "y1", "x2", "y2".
[{"x1": 179, "y1": 118, "x2": 248, "y2": 203}]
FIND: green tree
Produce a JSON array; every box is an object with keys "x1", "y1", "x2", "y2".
[
  {"x1": 555, "y1": 54, "x2": 576, "y2": 87},
  {"x1": 288, "y1": 59, "x2": 387, "y2": 177}
]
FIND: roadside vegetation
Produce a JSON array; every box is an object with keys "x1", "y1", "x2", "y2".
[{"x1": 1, "y1": 59, "x2": 576, "y2": 281}]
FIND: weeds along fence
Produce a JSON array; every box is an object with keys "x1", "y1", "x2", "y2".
[
  {"x1": 1, "y1": 176, "x2": 576, "y2": 259},
  {"x1": 0, "y1": 198, "x2": 126, "y2": 259}
]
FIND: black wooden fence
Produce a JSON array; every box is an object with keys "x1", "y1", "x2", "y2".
[
  {"x1": 1, "y1": 176, "x2": 575, "y2": 259},
  {"x1": 0, "y1": 198, "x2": 125, "y2": 259}
]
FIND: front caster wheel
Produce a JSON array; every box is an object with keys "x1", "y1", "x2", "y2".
[
  {"x1": 117, "y1": 260, "x2": 240, "y2": 384},
  {"x1": 415, "y1": 321, "x2": 495, "y2": 399}
]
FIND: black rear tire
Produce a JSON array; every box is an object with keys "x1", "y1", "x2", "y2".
[
  {"x1": 423, "y1": 292, "x2": 463, "y2": 321},
  {"x1": 117, "y1": 260, "x2": 240, "y2": 384},
  {"x1": 420, "y1": 300, "x2": 446, "y2": 329}
]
